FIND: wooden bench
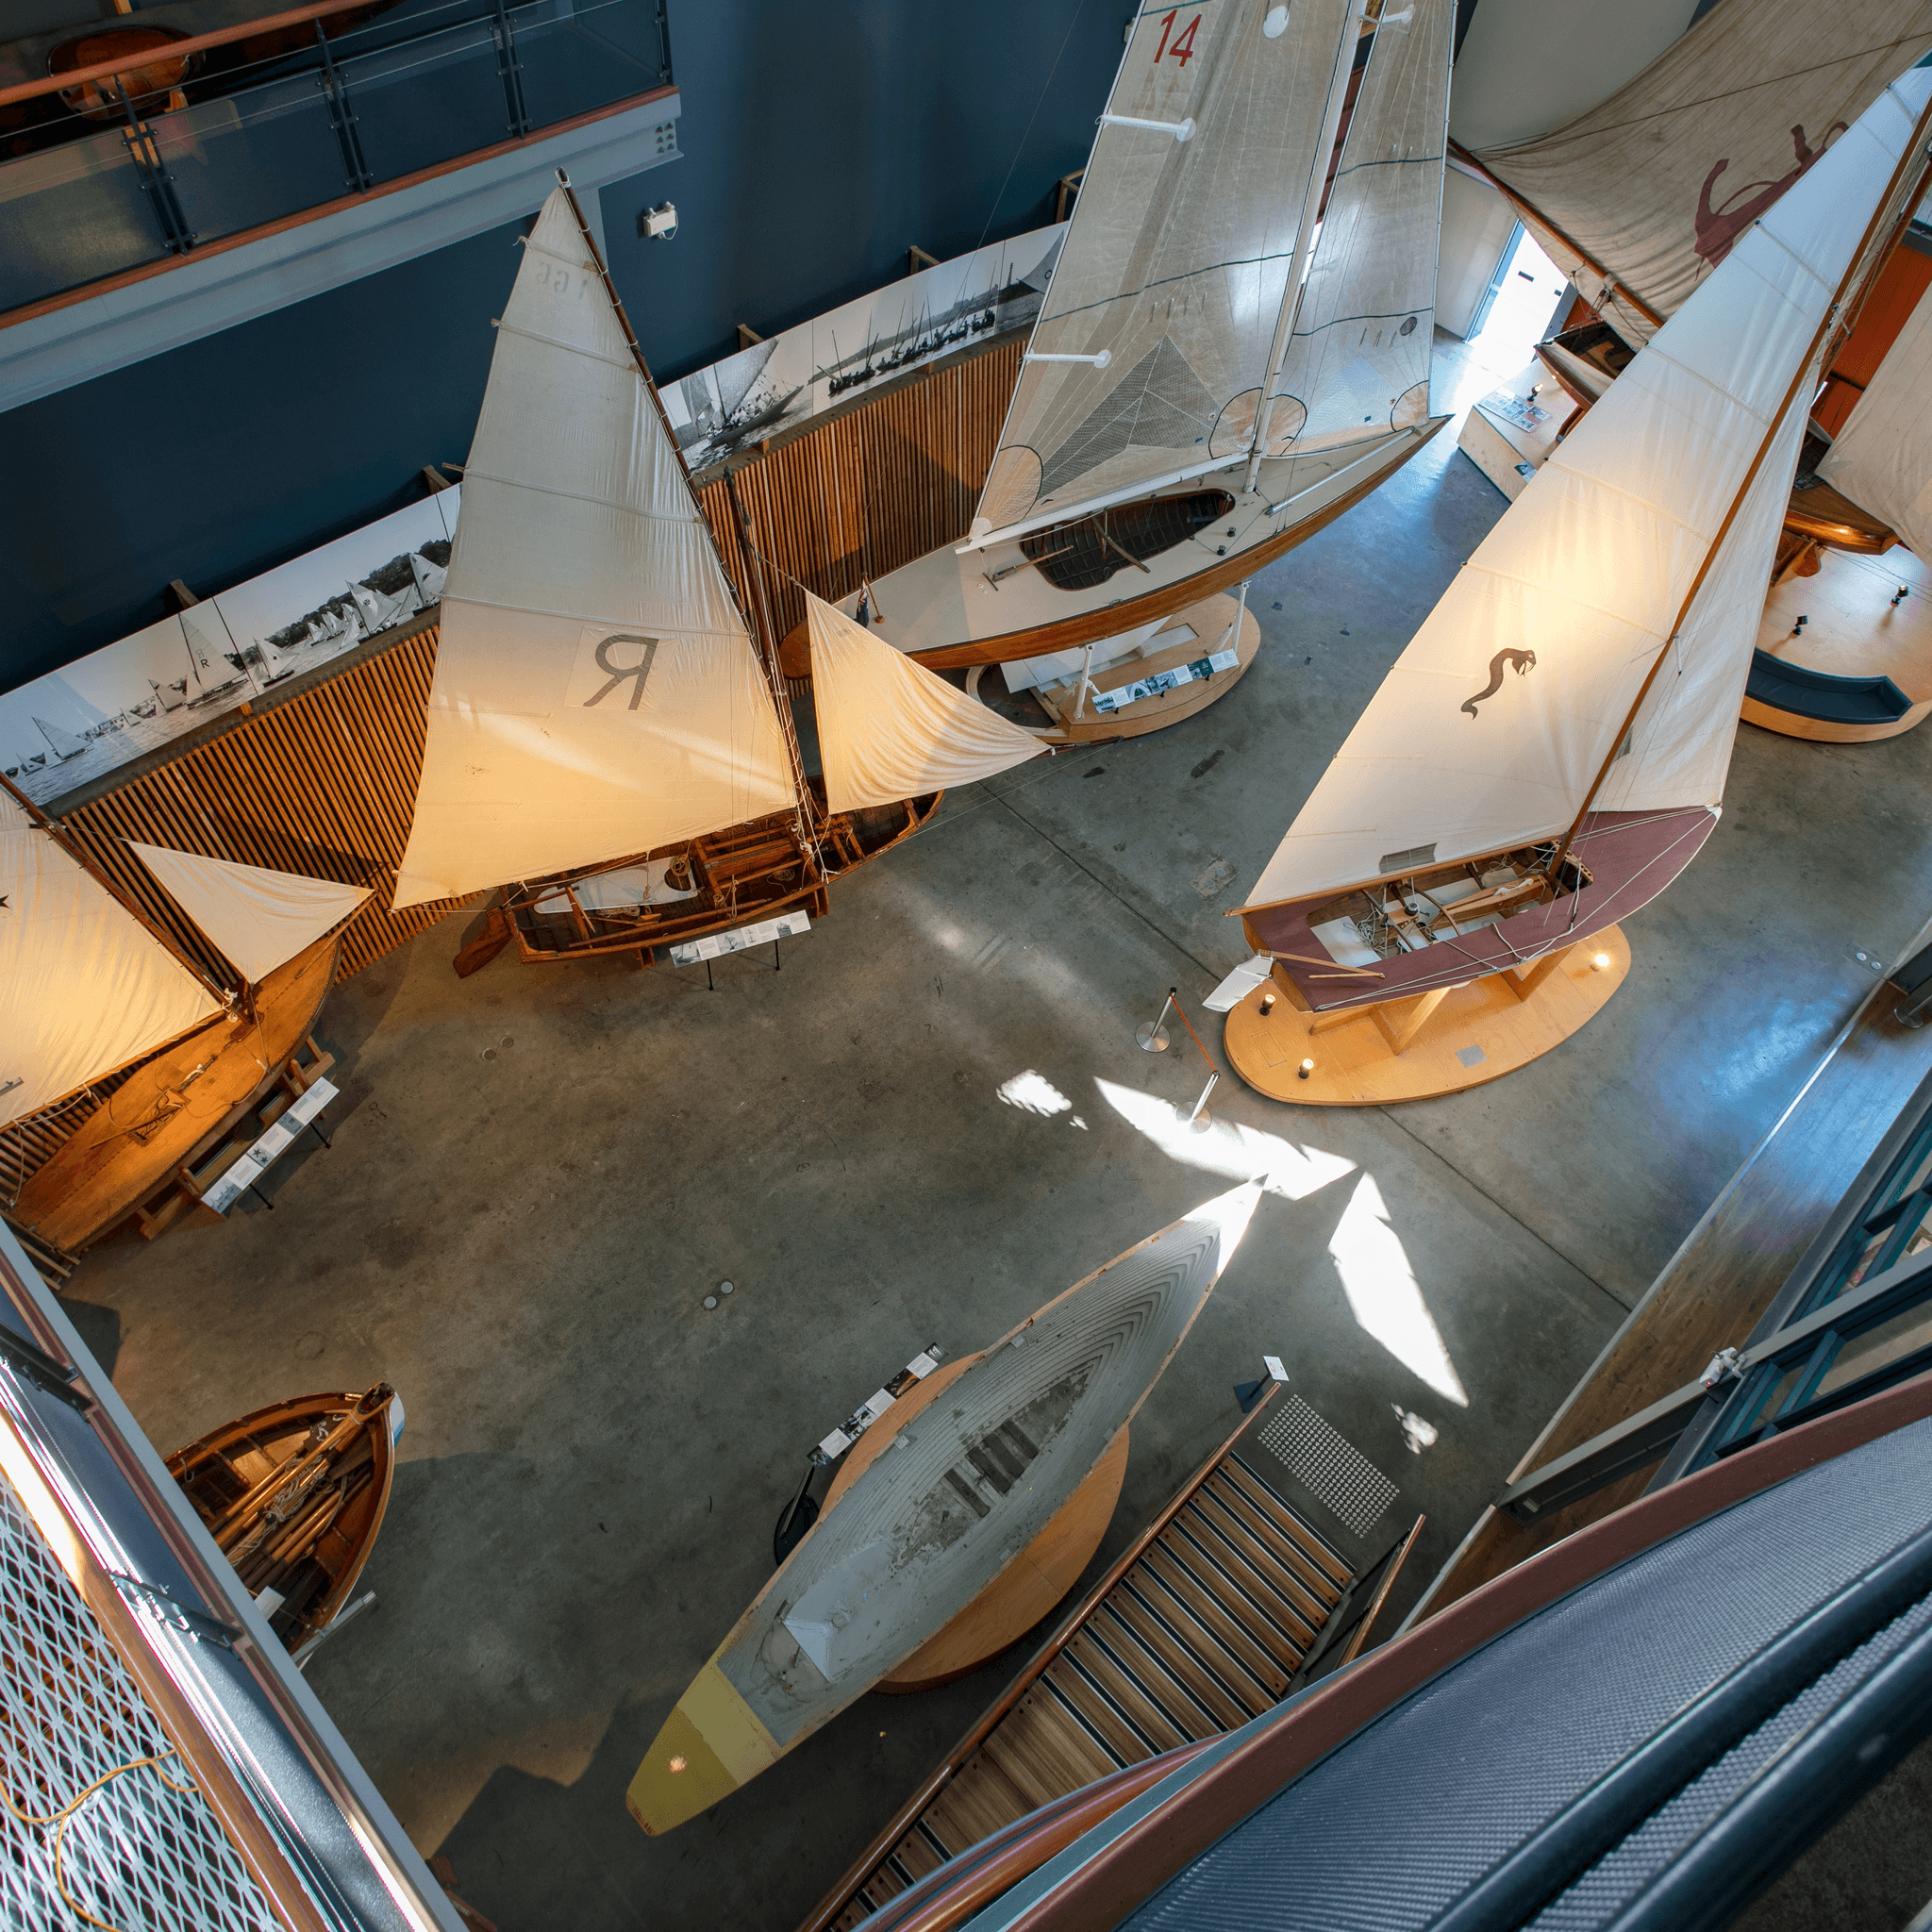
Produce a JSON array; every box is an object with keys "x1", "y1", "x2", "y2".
[{"x1": 1745, "y1": 649, "x2": 1910, "y2": 726}]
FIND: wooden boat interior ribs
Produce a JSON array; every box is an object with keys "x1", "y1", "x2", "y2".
[
  {"x1": 166, "y1": 1382, "x2": 399, "y2": 1657},
  {"x1": 1019, "y1": 492, "x2": 1237, "y2": 592},
  {"x1": 496, "y1": 787, "x2": 940, "y2": 967}
]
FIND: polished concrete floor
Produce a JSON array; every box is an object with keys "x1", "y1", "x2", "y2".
[{"x1": 57, "y1": 332, "x2": 1932, "y2": 1931}]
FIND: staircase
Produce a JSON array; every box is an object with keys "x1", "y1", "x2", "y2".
[{"x1": 802, "y1": 1388, "x2": 1421, "y2": 1932}]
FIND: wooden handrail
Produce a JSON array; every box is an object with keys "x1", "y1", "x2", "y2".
[
  {"x1": 0, "y1": 0, "x2": 432, "y2": 109},
  {"x1": 792, "y1": 1383, "x2": 1284, "y2": 1932},
  {"x1": 1338, "y1": 1512, "x2": 1424, "y2": 1667}
]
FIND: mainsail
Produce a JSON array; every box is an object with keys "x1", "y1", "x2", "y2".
[
  {"x1": 1818, "y1": 275, "x2": 1932, "y2": 554},
  {"x1": 804, "y1": 594, "x2": 1044, "y2": 810},
  {"x1": 1471, "y1": 1, "x2": 1932, "y2": 343},
  {"x1": 1243, "y1": 66, "x2": 1932, "y2": 913},
  {"x1": 126, "y1": 843, "x2": 370, "y2": 987},
  {"x1": 1, "y1": 790, "x2": 219, "y2": 1130},
  {"x1": 969, "y1": 0, "x2": 1361, "y2": 542},
  {"x1": 391, "y1": 187, "x2": 796, "y2": 910}
]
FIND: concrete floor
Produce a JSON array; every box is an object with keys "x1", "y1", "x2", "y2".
[{"x1": 55, "y1": 331, "x2": 1932, "y2": 1931}]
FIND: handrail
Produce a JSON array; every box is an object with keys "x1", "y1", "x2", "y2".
[
  {"x1": 791, "y1": 1382, "x2": 1284, "y2": 1932},
  {"x1": 0, "y1": 0, "x2": 445, "y2": 110}
]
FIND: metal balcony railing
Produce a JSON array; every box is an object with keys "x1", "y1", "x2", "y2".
[{"x1": 0, "y1": 0, "x2": 673, "y2": 317}]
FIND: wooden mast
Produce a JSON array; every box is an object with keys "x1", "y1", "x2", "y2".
[
  {"x1": 552, "y1": 173, "x2": 824, "y2": 867},
  {"x1": 1540, "y1": 92, "x2": 1932, "y2": 888}
]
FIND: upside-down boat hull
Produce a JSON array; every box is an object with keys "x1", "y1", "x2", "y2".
[
  {"x1": 167, "y1": 1383, "x2": 399, "y2": 1657},
  {"x1": 626, "y1": 1181, "x2": 1263, "y2": 1835}
]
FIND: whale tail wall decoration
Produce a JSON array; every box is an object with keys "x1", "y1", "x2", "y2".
[
  {"x1": 625, "y1": 1179, "x2": 1264, "y2": 1835},
  {"x1": 1461, "y1": 648, "x2": 1537, "y2": 717}
]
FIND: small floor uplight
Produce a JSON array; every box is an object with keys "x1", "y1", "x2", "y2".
[
  {"x1": 668, "y1": 1756, "x2": 687, "y2": 1774},
  {"x1": 1261, "y1": 991, "x2": 1276, "y2": 1017},
  {"x1": 1298, "y1": 1058, "x2": 1314, "y2": 1081},
  {"x1": 1592, "y1": 952, "x2": 1611, "y2": 972}
]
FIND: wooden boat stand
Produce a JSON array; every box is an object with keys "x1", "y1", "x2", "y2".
[{"x1": 1225, "y1": 925, "x2": 1630, "y2": 1106}]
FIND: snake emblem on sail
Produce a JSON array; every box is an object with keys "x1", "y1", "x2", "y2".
[{"x1": 1462, "y1": 648, "x2": 1536, "y2": 718}]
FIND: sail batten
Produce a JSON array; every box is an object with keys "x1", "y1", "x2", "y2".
[
  {"x1": 1241, "y1": 66, "x2": 1932, "y2": 915},
  {"x1": 391, "y1": 188, "x2": 797, "y2": 911}
]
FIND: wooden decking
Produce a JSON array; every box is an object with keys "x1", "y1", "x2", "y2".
[
  {"x1": 1409, "y1": 950, "x2": 1932, "y2": 1624},
  {"x1": 801, "y1": 1391, "x2": 1412, "y2": 1932}
]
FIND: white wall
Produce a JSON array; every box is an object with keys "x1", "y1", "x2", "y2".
[{"x1": 1436, "y1": 164, "x2": 1519, "y2": 339}]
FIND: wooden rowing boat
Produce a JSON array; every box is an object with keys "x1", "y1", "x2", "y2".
[{"x1": 167, "y1": 1382, "x2": 399, "y2": 1656}]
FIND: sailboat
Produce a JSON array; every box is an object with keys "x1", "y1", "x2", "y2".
[
  {"x1": 1221, "y1": 68, "x2": 1932, "y2": 1085},
  {"x1": 774, "y1": 0, "x2": 1454, "y2": 719},
  {"x1": 407, "y1": 550, "x2": 447, "y2": 608},
  {"x1": 627, "y1": 1179, "x2": 1262, "y2": 1835},
  {"x1": 5, "y1": 780, "x2": 373, "y2": 1254},
  {"x1": 346, "y1": 578, "x2": 410, "y2": 637},
  {"x1": 389, "y1": 181, "x2": 1045, "y2": 972},
  {"x1": 32, "y1": 715, "x2": 85, "y2": 762}
]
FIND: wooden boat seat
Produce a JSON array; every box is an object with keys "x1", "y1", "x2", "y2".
[
  {"x1": 693, "y1": 825, "x2": 805, "y2": 891},
  {"x1": 1745, "y1": 649, "x2": 1911, "y2": 725}
]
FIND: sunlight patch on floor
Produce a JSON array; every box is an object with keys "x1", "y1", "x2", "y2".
[
  {"x1": 999, "y1": 1070, "x2": 1074, "y2": 1116},
  {"x1": 1330, "y1": 1174, "x2": 1468, "y2": 1407},
  {"x1": 1094, "y1": 1078, "x2": 1356, "y2": 1199}
]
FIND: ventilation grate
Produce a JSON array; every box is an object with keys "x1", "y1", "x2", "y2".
[
  {"x1": 1259, "y1": 1397, "x2": 1399, "y2": 1537},
  {"x1": 0, "y1": 1468, "x2": 281, "y2": 1932}
]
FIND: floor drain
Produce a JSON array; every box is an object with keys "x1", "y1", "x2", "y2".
[{"x1": 1259, "y1": 1396, "x2": 1399, "y2": 1537}]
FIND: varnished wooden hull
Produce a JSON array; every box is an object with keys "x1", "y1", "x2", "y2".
[
  {"x1": 167, "y1": 1383, "x2": 398, "y2": 1656},
  {"x1": 469, "y1": 788, "x2": 941, "y2": 970},
  {"x1": 10, "y1": 935, "x2": 339, "y2": 1253}
]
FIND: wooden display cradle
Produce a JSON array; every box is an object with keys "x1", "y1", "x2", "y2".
[
  {"x1": 965, "y1": 591, "x2": 1261, "y2": 746},
  {"x1": 823, "y1": 1355, "x2": 1127, "y2": 1692},
  {"x1": 1225, "y1": 925, "x2": 1630, "y2": 1106}
]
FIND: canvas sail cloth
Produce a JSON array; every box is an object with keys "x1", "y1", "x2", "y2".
[
  {"x1": 391, "y1": 189, "x2": 795, "y2": 909},
  {"x1": 804, "y1": 594, "x2": 1044, "y2": 810},
  {"x1": 1266, "y1": 0, "x2": 1451, "y2": 456},
  {"x1": 1243, "y1": 69, "x2": 1932, "y2": 913},
  {"x1": 1818, "y1": 276, "x2": 1932, "y2": 555},
  {"x1": 969, "y1": 0, "x2": 1360, "y2": 541},
  {"x1": 126, "y1": 843, "x2": 369, "y2": 987},
  {"x1": 1, "y1": 792, "x2": 218, "y2": 1130},
  {"x1": 1473, "y1": 0, "x2": 1932, "y2": 344}
]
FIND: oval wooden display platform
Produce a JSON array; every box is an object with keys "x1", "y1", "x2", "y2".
[
  {"x1": 1224, "y1": 926, "x2": 1630, "y2": 1106},
  {"x1": 824, "y1": 1355, "x2": 1128, "y2": 1692},
  {"x1": 969, "y1": 591, "x2": 1260, "y2": 745},
  {"x1": 1744, "y1": 545, "x2": 1932, "y2": 743}
]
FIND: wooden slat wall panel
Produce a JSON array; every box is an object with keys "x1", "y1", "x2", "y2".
[
  {"x1": 698, "y1": 338, "x2": 1023, "y2": 640},
  {"x1": 57, "y1": 624, "x2": 467, "y2": 991}
]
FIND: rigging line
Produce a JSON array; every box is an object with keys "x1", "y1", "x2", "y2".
[
  {"x1": 974, "y1": 0, "x2": 1089, "y2": 258},
  {"x1": 455, "y1": 467, "x2": 699, "y2": 523}
]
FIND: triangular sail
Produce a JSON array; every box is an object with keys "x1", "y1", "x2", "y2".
[
  {"x1": 804, "y1": 594, "x2": 1044, "y2": 811},
  {"x1": 1242, "y1": 68, "x2": 1932, "y2": 912},
  {"x1": 1267, "y1": 0, "x2": 1451, "y2": 455},
  {"x1": 391, "y1": 188, "x2": 796, "y2": 910},
  {"x1": 126, "y1": 843, "x2": 369, "y2": 986},
  {"x1": 1818, "y1": 275, "x2": 1932, "y2": 553},
  {"x1": 969, "y1": 0, "x2": 1358, "y2": 541},
  {"x1": 1473, "y1": 2, "x2": 1932, "y2": 343},
  {"x1": 1, "y1": 791, "x2": 219, "y2": 1131}
]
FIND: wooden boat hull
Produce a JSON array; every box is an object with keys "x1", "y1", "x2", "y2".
[
  {"x1": 626, "y1": 1181, "x2": 1264, "y2": 1835},
  {"x1": 776, "y1": 419, "x2": 1450, "y2": 678},
  {"x1": 10, "y1": 935, "x2": 339, "y2": 1253},
  {"x1": 167, "y1": 1383, "x2": 398, "y2": 1656},
  {"x1": 468, "y1": 786, "x2": 940, "y2": 970},
  {"x1": 1242, "y1": 807, "x2": 1718, "y2": 1015}
]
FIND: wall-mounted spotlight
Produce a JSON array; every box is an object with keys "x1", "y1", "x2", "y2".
[{"x1": 640, "y1": 201, "x2": 678, "y2": 241}]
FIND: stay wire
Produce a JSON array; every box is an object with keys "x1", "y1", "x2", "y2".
[{"x1": 974, "y1": 0, "x2": 1089, "y2": 258}]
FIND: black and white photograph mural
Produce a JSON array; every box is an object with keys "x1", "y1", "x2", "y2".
[
  {"x1": 0, "y1": 491, "x2": 458, "y2": 805},
  {"x1": 663, "y1": 225, "x2": 1064, "y2": 475}
]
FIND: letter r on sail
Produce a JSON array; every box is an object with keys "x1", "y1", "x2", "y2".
[{"x1": 583, "y1": 634, "x2": 660, "y2": 709}]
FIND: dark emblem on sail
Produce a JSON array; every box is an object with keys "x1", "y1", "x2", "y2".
[
  {"x1": 582, "y1": 634, "x2": 659, "y2": 709},
  {"x1": 1695, "y1": 122, "x2": 1844, "y2": 272},
  {"x1": 1462, "y1": 648, "x2": 1536, "y2": 718}
]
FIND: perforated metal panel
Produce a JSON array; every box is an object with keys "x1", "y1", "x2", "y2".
[
  {"x1": 1258, "y1": 1397, "x2": 1399, "y2": 1537},
  {"x1": 0, "y1": 1466, "x2": 282, "y2": 1932}
]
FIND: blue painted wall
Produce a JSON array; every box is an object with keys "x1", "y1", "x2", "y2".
[{"x1": 0, "y1": 0, "x2": 1124, "y2": 691}]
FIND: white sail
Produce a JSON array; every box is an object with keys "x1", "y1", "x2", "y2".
[
  {"x1": 1818, "y1": 275, "x2": 1932, "y2": 554},
  {"x1": 1268, "y1": 0, "x2": 1451, "y2": 454},
  {"x1": 1244, "y1": 69, "x2": 1932, "y2": 911},
  {"x1": 391, "y1": 188, "x2": 797, "y2": 910},
  {"x1": 408, "y1": 551, "x2": 448, "y2": 607},
  {"x1": 1474, "y1": 1, "x2": 1932, "y2": 343},
  {"x1": 126, "y1": 843, "x2": 369, "y2": 986},
  {"x1": 33, "y1": 717, "x2": 84, "y2": 761},
  {"x1": 1, "y1": 792, "x2": 219, "y2": 1130},
  {"x1": 970, "y1": 0, "x2": 1358, "y2": 541},
  {"x1": 805, "y1": 594, "x2": 1044, "y2": 811}
]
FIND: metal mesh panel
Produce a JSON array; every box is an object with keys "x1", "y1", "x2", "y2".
[
  {"x1": 0, "y1": 1466, "x2": 283, "y2": 1932},
  {"x1": 1259, "y1": 1396, "x2": 1399, "y2": 1537}
]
